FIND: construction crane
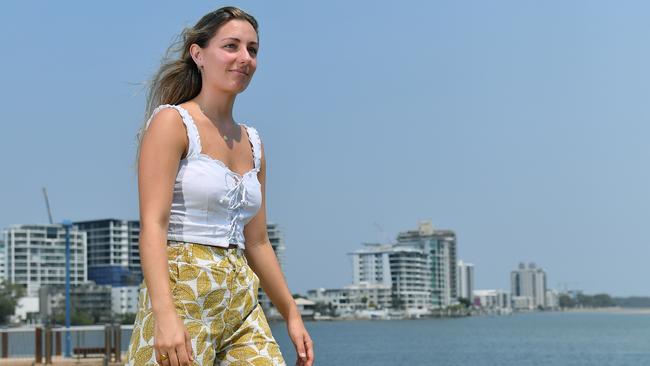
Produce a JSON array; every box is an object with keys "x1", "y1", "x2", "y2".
[
  {"x1": 373, "y1": 221, "x2": 392, "y2": 244},
  {"x1": 42, "y1": 187, "x2": 54, "y2": 224}
]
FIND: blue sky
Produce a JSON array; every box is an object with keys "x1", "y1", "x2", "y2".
[{"x1": 2, "y1": 1, "x2": 649, "y2": 296}]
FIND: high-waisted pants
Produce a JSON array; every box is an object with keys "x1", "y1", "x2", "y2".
[{"x1": 125, "y1": 240, "x2": 287, "y2": 365}]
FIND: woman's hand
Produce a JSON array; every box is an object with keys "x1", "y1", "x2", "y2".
[
  {"x1": 154, "y1": 308, "x2": 194, "y2": 366},
  {"x1": 287, "y1": 314, "x2": 314, "y2": 366}
]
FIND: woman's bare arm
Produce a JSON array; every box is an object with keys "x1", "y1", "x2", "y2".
[
  {"x1": 138, "y1": 108, "x2": 186, "y2": 314},
  {"x1": 138, "y1": 108, "x2": 193, "y2": 364}
]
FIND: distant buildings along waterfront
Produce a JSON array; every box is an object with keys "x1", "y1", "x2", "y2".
[
  {"x1": 306, "y1": 220, "x2": 566, "y2": 319},
  {"x1": 3, "y1": 224, "x2": 87, "y2": 296},
  {"x1": 0, "y1": 216, "x2": 567, "y2": 323},
  {"x1": 310, "y1": 220, "x2": 463, "y2": 318},
  {"x1": 2, "y1": 219, "x2": 286, "y2": 324}
]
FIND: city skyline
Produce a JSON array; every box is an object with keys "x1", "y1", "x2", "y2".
[
  {"x1": 0, "y1": 217, "x2": 625, "y2": 300},
  {"x1": 2, "y1": 1, "x2": 649, "y2": 297}
]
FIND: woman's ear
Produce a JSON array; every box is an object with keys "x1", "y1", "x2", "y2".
[{"x1": 189, "y1": 43, "x2": 202, "y2": 67}]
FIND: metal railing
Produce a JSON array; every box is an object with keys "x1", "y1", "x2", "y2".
[{"x1": 0, "y1": 323, "x2": 134, "y2": 364}]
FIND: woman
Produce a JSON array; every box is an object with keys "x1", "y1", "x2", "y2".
[{"x1": 127, "y1": 6, "x2": 314, "y2": 366}]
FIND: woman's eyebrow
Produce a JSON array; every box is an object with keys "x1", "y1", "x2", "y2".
[{"x1": 220, "y1": 37, "x2": 259, "y2": 45}]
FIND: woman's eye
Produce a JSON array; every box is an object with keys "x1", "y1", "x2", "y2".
[
  {"x1": 248, "y1": 47, "x2": 258, "y2": 55},
  {"x1": 224, "y1": 44, "x2": 236, "y2": 49}
]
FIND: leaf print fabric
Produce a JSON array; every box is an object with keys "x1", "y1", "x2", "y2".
[{"x1": 125, "y1": 241, "x2": 287, "y2": 365}]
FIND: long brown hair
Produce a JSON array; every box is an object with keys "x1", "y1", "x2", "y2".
[{"x1": 134, "y1": 6, "x2": 258, "y2": 168}]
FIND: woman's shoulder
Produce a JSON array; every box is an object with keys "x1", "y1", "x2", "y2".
[
  {"x1": 241, "y1": 122, "x2": 262, "y2": 138},
  {"x1": 146, "y1": 104, "x2": 183, "y2": 128},
  {"x1": 140, "y1": 107, "x2": 188, "y2": 162}
]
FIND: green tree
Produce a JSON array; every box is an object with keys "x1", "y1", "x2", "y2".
[
  {"x1": 457, "y1": 297, "x2": 472, "y2": 308},
  {"x1": 53, "y1": 310, "x2": 94, "y2": 326},
  {"x1": 559, "y1": 294, "x2": 576, "y2": 308},
  {"x1": 121, "y1": 312, "x2": 137, "y2": 325},
  {"x1": 592, "y1": 294, "x2": 615, "y2": 307},
  {"x1": 577, "y1": 293, "x2": 591, "y2": 307},
  {"x1": 0, "y1": 280, "x2": 25, "y2": 324}
]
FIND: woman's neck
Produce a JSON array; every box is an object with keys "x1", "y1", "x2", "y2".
[{"x1": 193, "y1": 88, "x2": 237, "y2": 127}]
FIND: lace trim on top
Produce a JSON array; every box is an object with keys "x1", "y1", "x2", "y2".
[
  {"x1": 145, "y1": 104, "x2": 202, "y2": 159},
  {"x1": 145, "y1": 104, "x2": 261, "y2": 172}
]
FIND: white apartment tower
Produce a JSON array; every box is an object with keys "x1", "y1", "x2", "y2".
[
  {"x1": 3, "y1": 224, "x2": 87, "y2": 296},
  {"x1": 511, "y1": 262, "x2": 547, "y2": 309},
  {"x1": 456, "y1": 260, "x2": 475, "y2": 300},
  {"x1": 388, "y1": 245, "x2": 432, "y2": 310}
]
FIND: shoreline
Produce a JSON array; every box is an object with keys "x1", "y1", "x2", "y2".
[
  {"x1": 272, "y1": 307, "x2": 650, "y2": 322},
  {"x1": 557, "y1": 307, "x2": 650, "y2": 315}
]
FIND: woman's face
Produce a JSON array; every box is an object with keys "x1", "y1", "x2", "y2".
[{"x1": 197, "y1": 19, "x2": 259, "y2": 94}]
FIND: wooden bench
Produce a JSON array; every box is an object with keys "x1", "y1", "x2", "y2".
[{"x1": 73, "y1": 346, "x2": 115, "y2": 358}]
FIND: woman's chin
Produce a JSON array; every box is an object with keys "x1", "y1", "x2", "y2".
[{"x1": 213, "y1": 82, "x2": 250, "y2": 95}]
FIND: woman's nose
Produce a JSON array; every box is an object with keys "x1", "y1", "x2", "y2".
[{"x1": 239, "y1": 48, "x2": 253, "y2": 63}]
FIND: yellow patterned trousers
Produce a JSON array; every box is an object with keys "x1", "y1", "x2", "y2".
[{"x1": 126, "y1": 241, "x2": 287, "y2": 365}]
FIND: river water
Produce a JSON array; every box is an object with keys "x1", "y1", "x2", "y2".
[
  {"x1": 272, "y1": 311, "x2": 650, "y2": 366},
  {"x1": 7, "y1": 311, "x2": 650, "y2": 365}
]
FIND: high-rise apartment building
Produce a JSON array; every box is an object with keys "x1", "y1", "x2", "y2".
[
  {"x1": 396, "y1": 221, "x2": 458, "y2": 308},
  {"x1": 388, "y1": 245, "x2": 432, "y2": 310},
  {"x1": 457, "y1": 260, "x2": 475, "y2": 300},
  {"x1": 74, "y1": 219, "x2": 142, "y2": 286},
  {"x1": 510, "y1": 262, "x2": 547, "y2": 309},
  {"x1": 3, "y1": 224, "x2": 87, "y2": 296}
]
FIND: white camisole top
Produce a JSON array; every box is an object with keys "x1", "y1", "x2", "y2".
[{"x1": 145, "y1": 104, "x2": 263, "y2": 250}]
